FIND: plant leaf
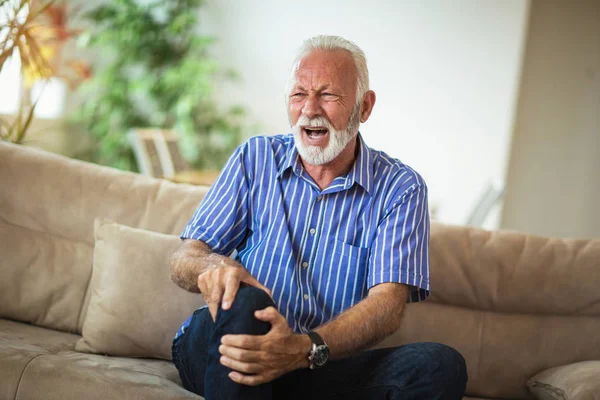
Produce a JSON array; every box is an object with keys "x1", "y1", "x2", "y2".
[
  {"x1": 28, "y1": 0, "x2": 57, "y2": 22},
  {"x1": 0, "y1": 46, "x2": 16, "y2": 72}
]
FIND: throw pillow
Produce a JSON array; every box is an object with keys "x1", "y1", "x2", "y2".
[
  {"x1": 75, "y1": 219, "x2": 204, "y2": 360},
  {"x1": 527, "y1": 361, "x2": 600, "y2": 400}
]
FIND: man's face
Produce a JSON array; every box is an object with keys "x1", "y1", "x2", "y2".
[{"x1": 287, "y1": 50, "x2": 361, "y2": 166}]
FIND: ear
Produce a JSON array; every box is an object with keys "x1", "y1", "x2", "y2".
[{"x1": 359, "y1": 90, "x2": 376, "y2": 123}]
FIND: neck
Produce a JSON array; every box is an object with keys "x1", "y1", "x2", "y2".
[{"x1": 302, "y1": 136, "x2": 359, "y2": 191}]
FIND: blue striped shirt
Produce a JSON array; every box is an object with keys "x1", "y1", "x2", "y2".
[{"x1": 176, "y1": 133, "x2": 430, "y2": 338}]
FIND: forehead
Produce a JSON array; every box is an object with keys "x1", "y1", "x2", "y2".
[{"x1": 294, "y1": 50, "x2": 356, "y2": 90}]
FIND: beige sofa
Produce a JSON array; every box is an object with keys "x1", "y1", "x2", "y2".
[{"x1": 1, "y1": 141, "x2": 599, "y2": 400}]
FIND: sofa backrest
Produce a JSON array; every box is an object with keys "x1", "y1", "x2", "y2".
[
  {"x1": 378, "y1": 223, "x2": 600, "y2": 399},
  {"x1": 0, "y1": 142, "x2": 208, "y2": 334}
]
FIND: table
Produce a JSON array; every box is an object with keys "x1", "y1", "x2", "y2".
[{"x1": 171, "y1": 170, "x2": 220, "y2": 186}]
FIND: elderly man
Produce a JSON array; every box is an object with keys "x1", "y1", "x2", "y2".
[{"x1": 170, "y1": 35, "x2": 467, "y2": 400}]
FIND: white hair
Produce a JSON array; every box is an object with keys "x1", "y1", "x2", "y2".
[{"x1": 286, "y1": 35, "x2": 370, "y2": 101}]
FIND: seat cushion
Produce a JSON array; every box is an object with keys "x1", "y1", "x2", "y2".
[
  {"x1": 0, "y1": 319, "x2": 200, "y2": 400},
  {"x1": 0, "y1": 319, "x2": 80, "y2": 400},
  {"x1": 16, "y1": 351, "x2": 200, "y2": 400}
]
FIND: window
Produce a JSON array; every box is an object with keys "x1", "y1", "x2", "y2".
[
  {"x1": 0, "y1": 0, "x2": 28, "y2": 114},
  {"x1": 0, "y1": 0, "x2": 66, "y2": 118}
]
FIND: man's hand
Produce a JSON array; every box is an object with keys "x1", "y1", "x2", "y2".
[
  {"x1": 218, "y1": 306, "x2": 311, "y2": 386},
  {"x1": 197, "y1": 259, "x2": 271, "y2": 321}
]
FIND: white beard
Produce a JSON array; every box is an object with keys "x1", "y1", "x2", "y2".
[{"x1": 291, "y1": 102, "x2": 361, "y2": 166}]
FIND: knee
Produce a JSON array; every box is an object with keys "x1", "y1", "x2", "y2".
[
  {"x1": 231, "y1": 284, "x2": 274, "y2": 311},
  {"x1": 215, "y1": 285, "x2": 275, "y2": 335},
  {"x1": 432, "y1": 343, "x2": 467, "y2": 379},
  {"x1": 418, "y1": 343, "x2": 468, "y2": 395}
]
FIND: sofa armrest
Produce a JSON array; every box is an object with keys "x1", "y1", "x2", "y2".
[{"x1": 527, "y1": 361, "x2": 600, "y2": 400}]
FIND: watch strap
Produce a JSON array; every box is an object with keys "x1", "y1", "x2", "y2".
[{"x1": 308, "y1": 331, "x2": 325, "y2": 347}]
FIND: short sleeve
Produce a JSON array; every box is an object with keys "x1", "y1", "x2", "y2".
[
  {"x1": 368, "y1": 183, "x2": 430, "y2": 302},
  {"x1": 180, "y1": 143, "x2": 250, "y2": 256}
]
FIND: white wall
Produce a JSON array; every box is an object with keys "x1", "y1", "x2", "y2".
[
  {"x1": 202, "y1": 0, "x2": 530, "y2": 226},
  {"x1": 501, "y1": 0, "x2": 600, "y2": 239}
]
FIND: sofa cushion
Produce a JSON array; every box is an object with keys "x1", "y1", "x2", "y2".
[
  {"x1": 0, "y1": 220, "x2": 93, "y2": 333},
  {"x1": 527, "y1": 361, "x2": 600, "y2": 400},
  {"x1": 428, "y1": 223, "x2": 600, "y2": 316},
  {"x1": 0, "y1": 318, "x2": 80, "y2": 400},
  {"x1": 16, "y1": 351, "x2": 200, "y2": 400},
  {"x1": 75, "y1": 220, "x2": 204, "y2": 360}
]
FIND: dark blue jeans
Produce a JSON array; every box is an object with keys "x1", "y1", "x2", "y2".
[{"x1": 172, "y1": 286, "x2": 467, "y2": 400}]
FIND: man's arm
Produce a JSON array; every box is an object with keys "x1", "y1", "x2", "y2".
[
  {"x1": 314, "y1": 282, "x2": 408, "y2": 360},
  {"x1": 170, "y1": 239, "x2": 271, "y2": 319},
  {"x1": 169, "y1": 239, "x2": 233, "y2": 293}
]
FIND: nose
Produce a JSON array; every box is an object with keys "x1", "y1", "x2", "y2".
[{"x1": 302, "y1": 94, "x2": 321, "y2": 119}]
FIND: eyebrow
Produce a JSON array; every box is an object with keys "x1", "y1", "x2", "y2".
[{"x1": 292, "y1": 84, "x2": 339, "y2": 93}]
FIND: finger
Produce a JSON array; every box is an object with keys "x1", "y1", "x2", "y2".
[
  {"x1": 220, "y1": 355, "x2": 263, "y2": 374},
  {"x1": 221, "y1": 334, "x2": 263, "y2": 350},
  {"x1": 254, "y1": 306, "x2": 281, "y2": 323},
  {"x1": 209, "y1": 272, "x2": 225, "y2": 308},
  {"x1": 198, "y1": 272, "x2": 219, "y2": 318},
  {"x1": 229, "y1": 371, "x2": 271, "y2": 386},
  {"x1": 198, "y1": 271, "x2": 218, "y2": 302},
  {"x1": 197, "y1": 273, "x2": 208, "y2": 294},
  {"x1": 219, "y1": 344, "x2": 264, "y2": 363},
  {"x1": 208, "y1": 303, "x2": 218, "y2": 322},
  {"x1": 221, "y1": 275, "x2": 240, "y2": 310}
]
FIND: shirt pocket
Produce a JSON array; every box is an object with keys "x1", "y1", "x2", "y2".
[
  {"x1": 328, "y1": 240, "x2": 371, "y2": 315},
  {"x1": 333, "y1": 239, "x2": 370, "y2": 264}
]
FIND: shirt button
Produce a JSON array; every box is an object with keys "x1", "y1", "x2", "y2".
[
  {"x1": 302, "y1": 261, "x2": 308, "y2": 268},
  {"x1": 309, "y1": 228, "x2": 316, "y2": 235},
  {"x1": 303, "y1": 294, "x2": 309, "y2": 300},
  {"x1": 316, "y1": 196, "x2": 322, "y2": 201}
]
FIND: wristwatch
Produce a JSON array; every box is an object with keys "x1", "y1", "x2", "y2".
[{"x1": 307, "y1": 331, "x2": 329, "y2": 369}]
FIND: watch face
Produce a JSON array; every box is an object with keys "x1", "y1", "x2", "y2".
[{"x1": 313, "y1": 345, "x2": 329, "y2": 367}]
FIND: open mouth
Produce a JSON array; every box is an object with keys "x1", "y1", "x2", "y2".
[{"x1": 302, "y1": 126, "x2": 329, "y2": 138}]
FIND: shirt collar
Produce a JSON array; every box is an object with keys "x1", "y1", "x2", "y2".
[
  {"x1": 277, "y1": 138, "x2": 303, "y2": 178},
  {"x1": 346, "y1": 133, "x2": 374, "y2": 195},
  {"x1": 277, "y1": 133, "x2": 374, "y2": 195}
]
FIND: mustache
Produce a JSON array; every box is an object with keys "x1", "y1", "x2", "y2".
[{"x1": 294, "y1": 115, "x2": 334, "y2": 129}]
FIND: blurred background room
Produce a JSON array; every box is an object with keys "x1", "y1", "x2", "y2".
[{"x1": 1, "y1": 0, "x2": 598, "y2": 239}]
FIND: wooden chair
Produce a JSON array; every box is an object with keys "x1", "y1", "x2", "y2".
[
  {"x1": 128, "y1": 128, "x2": 219, "y2": 186},
  {"x1": 127, "y1": 128, "x2": 188, "y2": 179}
]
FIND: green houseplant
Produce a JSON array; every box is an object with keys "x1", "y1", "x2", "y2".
[{"x1": 74, "y1": 0, "x2": 245, "y2": 172}]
